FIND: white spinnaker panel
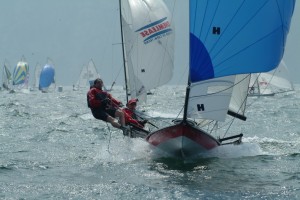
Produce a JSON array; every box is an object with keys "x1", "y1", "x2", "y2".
[{"x1": 34, "y1": 63, "x2": 41, "y2": 88}]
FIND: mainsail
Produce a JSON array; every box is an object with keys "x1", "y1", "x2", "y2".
[
  {"x1": 32, "y1": 63, "x2": 42, "y2": 89},
  {"x1": 120, "y1": 0, "x2": 175, "y2": 103},
  {"x1": 2, "y1": 62, "x2": 12, "y2": 90}
]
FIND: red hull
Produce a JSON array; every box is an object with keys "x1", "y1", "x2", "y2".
[{"x1": 146, "y1": 122, "x2": 220, "y2": 158}]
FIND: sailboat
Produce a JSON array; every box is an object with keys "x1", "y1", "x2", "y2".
[
  {"x1": 146, "y1": 0, "x2": 295, "y2": 158},
  {"x1": 249, "y1": 60, "x2": 294, "y2": 96},
  {"x1": 2, "y1": 61, "x2": 13, "y2": 91},
  {"x1": 119, "y1": 0, "x2": 175, "y2": 104},
  {"x1": 39, "y1": 63, "x2": 55, "y2": 93},
  {"x1": 12, "y1": 57, "x2": 30, "y2": 90},
  {"x1": 75, "y1": 59, "x2": 100, "y2": 90},
  {"x1": 30, "y1": 62, "x2": 42, "y2": 91}
]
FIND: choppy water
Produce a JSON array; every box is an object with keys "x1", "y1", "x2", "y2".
[{"x1": 1, "y1": 85, "x2": 300, "y2": 199}]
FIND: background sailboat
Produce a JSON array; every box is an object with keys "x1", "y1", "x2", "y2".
[
  {"x1": 75, "y1": 59, "x2": 100, "y2": 90},
  {"x1": 12, "y1": 57, "x2": 29, "y2": 91},
  {"x1": 2, "y1": 61, "x2": 13, "y2": 91},
  {"x1": 30, "y1": 62, "x2": 42, "y2": 91},
  {"x1": 146, "y1": 0, "x2": 295, "y2": 159},
  {"x1": 120, "y1": 0, "x2": 175, "y2": 103},
  {"x1": 249, "y1": 60, "x2": 294, "y2": 96},
  {"x1": 39, "y1": 62, "x2": 55, "y2": 93}
]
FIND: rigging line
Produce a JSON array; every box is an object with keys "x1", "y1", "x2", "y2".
[
  {"x1": 106, "y1": 122, "x2": 112, "y2": 153},
  {"x1": 110, "y1": 64, "x2": 123, "y2": 89},
  {"x1": 221, "y1": 98, "x2": 248, "y2": 138},
  {"x1": 246, "y1": 73, "x2": 264, "y2": 108},
  {"x1": 130, "y1": 110, "x2": 160, "y2": 129},
  {"x1": 223, "y1": 74, "x2": 251, "y2": 137},
  {"x1": 174, "y1": 105, "x2": 184, "y2": 121}
]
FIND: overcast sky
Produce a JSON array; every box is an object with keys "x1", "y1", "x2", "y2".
[{"x1": 0, "y1": 0, "x2": 299, "y2": 86}]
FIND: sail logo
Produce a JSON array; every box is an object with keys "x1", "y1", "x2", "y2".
[{"x1": 136, "y1": 17, "x2": 173, "y2": 44}]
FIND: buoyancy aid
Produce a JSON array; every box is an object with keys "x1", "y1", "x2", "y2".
[{"x1": 87, "y1": 87, "x2": 121, "y2": 109}]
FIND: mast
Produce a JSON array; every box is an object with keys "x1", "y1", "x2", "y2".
[
  {"x1": 118, "y1": 0, "x2": 129, "y2": 103},
  {"x1": 182, "y1": 84, "x2": 190, "y2": 123},
  {"x1": 182, "y1": 0, "x2": 190, "y2": 123}
]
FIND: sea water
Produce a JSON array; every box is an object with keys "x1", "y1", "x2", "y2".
[{"x1": 1, "y1": 85, "x2": 300, "y2": 199}]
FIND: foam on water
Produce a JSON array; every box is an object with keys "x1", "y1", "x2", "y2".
[{"x1": 94, "y1": 136, "x2": 151, "y2": 164}]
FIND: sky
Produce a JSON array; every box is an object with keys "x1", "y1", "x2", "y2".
[{"x1": 0, "y1": 0, "x2": 299, "y2": 86}]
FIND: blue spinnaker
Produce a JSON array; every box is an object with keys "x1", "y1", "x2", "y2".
[
  {"x1": 39, "y1": 64, "x2": 55, "y2": 90},
  {"x1": 190, "y1": 0, "x2": 295, "y2": 82}
]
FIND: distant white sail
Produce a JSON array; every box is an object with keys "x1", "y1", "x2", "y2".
[
  {"x1": 76, "y1": 59, "x2": 100, "y2": 89},
  {"x1": 249, "y1": 60, "x2": 294, "y2": 96}
]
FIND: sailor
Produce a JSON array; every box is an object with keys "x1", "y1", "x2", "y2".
[
  {"x1": 122, "y1": 98, "x2": 147, "y2": 129},
  {"x1": 87, "y1": 78, "x2": 129, "y2": 135}
]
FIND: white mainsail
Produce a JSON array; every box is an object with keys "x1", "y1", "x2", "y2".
[
  {"x1": 76, "y1": 59, "x2": 100, "y2": 89},
  {"x1": 258, "y1": 60, "x2": 294, "y2": 93},
  {"x1": 120, "y1": 0, "x2": 175, "y2": 103},
  {"x1": 249, "y1": 60, "x2": 294, "y2": 96},
  {"x1": 2, "y1": 62, "x2": 12, "y2": 90},
  {"x1": 33, "y1": 63, "x2": 41, "y2": 89}
]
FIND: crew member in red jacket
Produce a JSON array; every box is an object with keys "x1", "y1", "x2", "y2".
[
  {"x1": 123, "y1": 98, "x2": 147, "y2": 128},
  {"x1": 87, "y1": 78, "x2": 128, "y2": 134}
]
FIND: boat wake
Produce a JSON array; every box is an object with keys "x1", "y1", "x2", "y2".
[
  {"x1": 202, "y1": 142, "x2": 263, "y2": 159},
  {"x1": 94, "y1": 137, "x2": 151, "y2": 164}
]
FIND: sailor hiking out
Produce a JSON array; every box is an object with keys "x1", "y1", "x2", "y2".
[{"x1": 87, "y1": 78, "x2": 130, "y2": 135}]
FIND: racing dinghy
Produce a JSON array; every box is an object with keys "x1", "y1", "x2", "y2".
[{"x1": 146, "y1": 0, "x2": 295, "y2": 159}]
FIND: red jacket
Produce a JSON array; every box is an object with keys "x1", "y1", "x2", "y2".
[
  {"x1": 87, "y1": 87, "x2": 120, "y2": 109},
  {"x1": 122, "y1": 107, "x2": 144, "y2": 128}
]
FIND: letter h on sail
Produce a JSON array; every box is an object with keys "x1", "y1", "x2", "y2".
[
  {"x1": 212, "y1": 27, "x2": 220, "y2": 35},
  {"x1": 197, "y1": 104, "x2": 205, "y2": 111}
]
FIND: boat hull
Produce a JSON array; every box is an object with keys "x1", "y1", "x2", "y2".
[{"x1": 146, "y1": 122, "x2": 220, "y2": 158}]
